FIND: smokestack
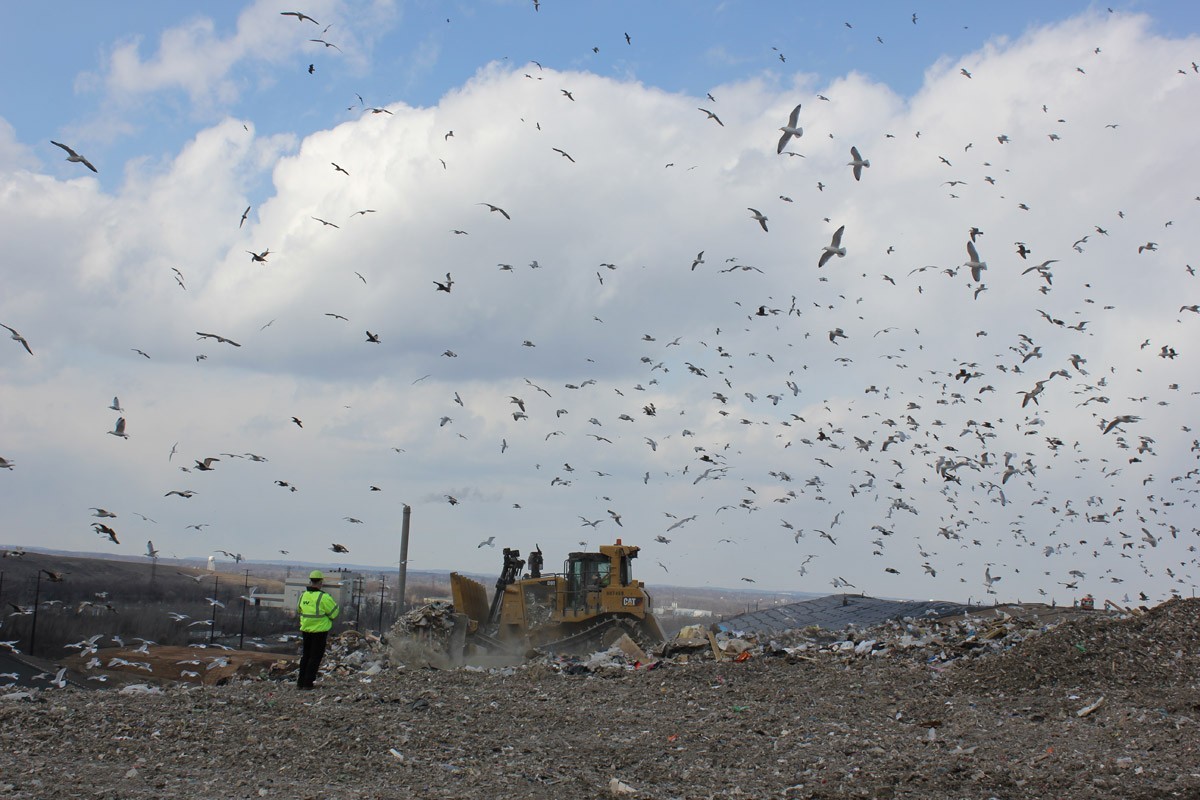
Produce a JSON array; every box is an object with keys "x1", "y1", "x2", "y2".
[{"x1": 397, "y1": 504, "x2": 411, "y2": 614}]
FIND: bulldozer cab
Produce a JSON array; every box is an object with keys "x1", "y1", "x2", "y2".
[
  {"x1": 565, "y1": 552, "x2": 612, "y2": 614},
  {"x1": 561, "y1": 540, "x2": 650, "y2": 624}
]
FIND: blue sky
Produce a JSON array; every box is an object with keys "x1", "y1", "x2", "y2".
[
  {"x1": 1, "y1": 1, "x2": 1199, "y2": 604},
  {"x1": 9, "y1": 1, "x2": 1199, "y2": 189}
]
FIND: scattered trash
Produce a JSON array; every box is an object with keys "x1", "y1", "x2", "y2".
[
  {"x1": 608, "y1": 777, "x2": 637, "y2": 796},
  {"x1": 610, "y1": 633, "x2": 651, "y2": 666},
  {"x1": 1077, "y1": 696, "x2": 1106, "y2": 717},
  {"x1": 118, "y1": 683, "x2": 162, "y2": 695}
]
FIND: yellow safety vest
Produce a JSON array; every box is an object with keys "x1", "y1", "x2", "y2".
[{"x1": 298, "y1": 588, "x2": 339, "y2": 633}]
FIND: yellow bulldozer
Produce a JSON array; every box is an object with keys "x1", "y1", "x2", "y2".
[{"x1": 448, "y1": 539, "x2": 666, "y2": 658}]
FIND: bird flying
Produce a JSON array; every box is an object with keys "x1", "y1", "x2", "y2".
[
  {"x1": 50, "y1": 141, "x2": 98, "y2": 173},
  {"x1": 819, "y1": 226, "x2": 847, "y2": 267},
  {"x1": 777, "y1": 103, "x2": 803, "y2": 154}
]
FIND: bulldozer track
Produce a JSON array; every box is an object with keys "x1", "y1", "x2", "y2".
[
  {"x1": 537, "y1": 617, "x2": 623, "y2": 653},
  {"x1": 537, "y1": 616, "x2": 656, "y2": 654}
]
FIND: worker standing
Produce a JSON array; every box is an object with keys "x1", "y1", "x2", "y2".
[{"x1": 296, "y1": 570, "x2": 340, "y2": 689}]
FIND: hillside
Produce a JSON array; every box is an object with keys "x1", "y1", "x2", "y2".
[{"x1": 1, "y1": 597, "x2": 1195, "y2": 799}]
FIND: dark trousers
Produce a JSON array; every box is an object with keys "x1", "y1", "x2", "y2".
[{"x1": 298, "y1": 630, "x2": 329, "y2": 687}]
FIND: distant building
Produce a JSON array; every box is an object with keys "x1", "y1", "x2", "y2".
[
  {"x1": 206, "y1": 555, "x2": 215, "y2": 572},
  {"x1": 274, "y1": 572, "x2": 358, "y2": 615},
  {"x1": 663, "y1": 601, "x2": 711, "y2": 618}
]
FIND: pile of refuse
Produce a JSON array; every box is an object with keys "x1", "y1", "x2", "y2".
[
  {"x1": 382, "y1": 601, "x2": 463, "y2": 670},
  {"x1": 515, "y1": 603, "x2": 1130, "y2": 676},
  {"x1": 310, "y1": 599, "x2": 1145, "y2": 679},
  {"x1": 670, "y1": 603, "x2": 1134, "y2": 670},
  {"x1": 388, "y1": 601, "x2": 460, "y2": 645}
]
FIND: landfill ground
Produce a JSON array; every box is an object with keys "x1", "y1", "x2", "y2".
[{"x1": 2, "y1": 597, "x2": 1198, "y2": 800}]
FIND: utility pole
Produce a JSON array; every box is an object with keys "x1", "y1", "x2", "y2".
[
  {"x1": 397, "y1": 504, "x2": 411, "y2": 615},
  {"x1": 210, "y1": 574, "x2": 219, "y2": 645},
  {"x1": 353, "y1": 574, "x2": 363, "y2": 630},
  {"x1": 28, "y1": 570, "x2": 43, "y2": 657},
  {"x1": 377, "y1": 574, "x2": 387, "y2": 635},
  {"x1": 238, "y1": 569, "x2": 249, "y2": 650}
]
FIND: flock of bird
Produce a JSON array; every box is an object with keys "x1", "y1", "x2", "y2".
[{"x1": 1, "y1": 6, "x2": 1198, "y2": 610}]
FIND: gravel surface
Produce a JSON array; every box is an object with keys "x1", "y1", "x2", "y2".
[{"x1": 3, "y1": 598, "x2": 1198, "y2": 799}]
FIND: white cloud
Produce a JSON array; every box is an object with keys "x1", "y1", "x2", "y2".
[
  {"x1": 79, "y1": 0, "x2": 390, "y2": 114},
  {"x1": 2, "y1": 12, "x2": 1199, "y2": 604}
]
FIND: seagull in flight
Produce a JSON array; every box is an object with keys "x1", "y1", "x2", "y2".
[
  {"x1": 747, "y1": 208, "x2": 768, "y2": 232},
  {"x1": 50, "y1": 141, "x2": 98, "y2": 173},
  {"x1": 1102, "y1": 415, "x2": 1140, "y2": 435},
  {"x1": 818, "y1": 226, "x2": 846, "y2": 267},
  {"x1": 698, "y1": 108, "x2": 724, "y2": 126},
  {"x1": 1, "y1": 324, "x2": 33, "y2": 355},
  {"x1": 965, "y1": 241, "x2": 987, "y2": 282},
  {"x1": 196, "y1": 332, "x2": 241, "y2": 347},
  {"x1": 281, "y1": 11, "x2": 319, "y2": 24},
  {"x1": 776, "y1": 104, "x2": 803, "y2": 154},
  {"x1": 478, "y1": 203, "x2": 511, "y2": 220},
  {"x1": 848, "y1": 146, "x2": 870, "y2": 181},
  {"x1": 108, "y1": 417, "x2": 129, "y2": 439}
]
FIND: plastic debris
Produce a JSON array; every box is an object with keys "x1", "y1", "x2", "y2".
[
  {"x1": 609, "y1": 777, "x2": 637, "y2": 795},
  {"x1": 1076, "y1": 696, "x2": 1106, "y2": 717}
]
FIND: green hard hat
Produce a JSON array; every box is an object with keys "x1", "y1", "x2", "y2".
[{"x1": 309, "y1": 570, "x2": 324, "y2": 581}]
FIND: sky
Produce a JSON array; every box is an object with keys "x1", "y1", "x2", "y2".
[{"x1": 1, "y1": 1, "x2": 1199, "y2": 606}]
